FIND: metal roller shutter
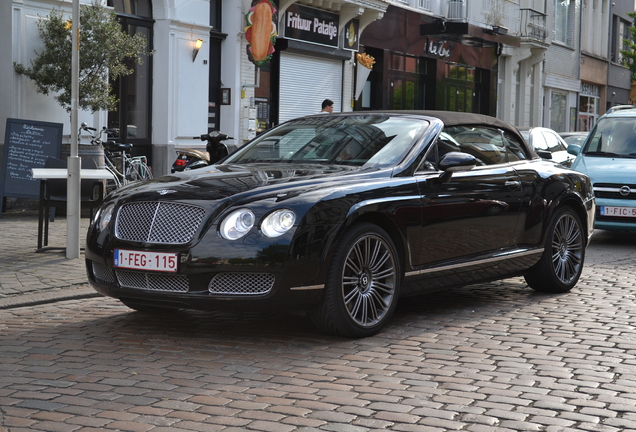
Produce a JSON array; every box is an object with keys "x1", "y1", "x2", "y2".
[{"x1": 279, "y1": 52, "x2": 342, "y2": 123}]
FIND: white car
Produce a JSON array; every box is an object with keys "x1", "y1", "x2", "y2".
[{"x1": 517, "y1": 126, "x2": 575, "y2": 167}]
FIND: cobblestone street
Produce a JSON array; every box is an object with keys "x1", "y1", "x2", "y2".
[{"x1": 2, "y1": 259, "x2": 636, "y2": 431}]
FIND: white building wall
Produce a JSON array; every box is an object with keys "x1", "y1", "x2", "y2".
[
  {"x1": 151, "y1": 0, "x2": 211, "y2": 175},
  {"x1": 9, "y1": 0, "x2": 105, "y2": 142}
]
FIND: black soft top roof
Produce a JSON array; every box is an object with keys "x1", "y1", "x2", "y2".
[
  {"x1": 344, "y1": 110, "x2": 523, "y2": 141},
  {"x1": 302, "y1": 110, "x2": 527, "y2": 145}
]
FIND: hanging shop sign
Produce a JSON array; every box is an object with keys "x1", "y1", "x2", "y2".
[
  {"x1": 343, "y1": 19, "x2": 359, "y2": 51},
  {"x1": 284, "y1": 4, "x2": 339, "y2": 48},
  {"x1": 245, "y1": 0, "x2": 278, "y2": 66},
  {"x1": 426, "y1": 39, "x2": 452, "y2": 58}
]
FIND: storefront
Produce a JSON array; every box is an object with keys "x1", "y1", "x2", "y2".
[
  {"x1": 358, "y1": 6, "x2": 519, "y2": 116},
  {"x1": 579, "y1": 82, "x2": 601, "y2": 131}
]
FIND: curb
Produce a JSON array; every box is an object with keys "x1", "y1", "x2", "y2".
[{"x1": 0, "y1": 286, "x2": 100, "y2": 310}]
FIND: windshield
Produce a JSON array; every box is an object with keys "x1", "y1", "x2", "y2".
[
  {"x1": 583, "y1": 118, "x2": 636, "y2": 157},
  {"x1": 224, "y1": 115, "x2": 429, "y2": 167}
]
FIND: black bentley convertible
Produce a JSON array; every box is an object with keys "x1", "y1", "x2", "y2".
[{"x1": 86, "y1": 111, "x2": 595, "y2": 337}]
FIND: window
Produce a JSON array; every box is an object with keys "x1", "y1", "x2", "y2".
[
  {"x1": 107, "y1": 0, "x2": 153, "y2": 159},
  {"x1": 555, "y1": 0, "x2": 573, "y2": 46},
  {"x1": 543, "y1": 131, "x2": 567, "y2": 153},
  {"x1": 612, "y1": 18, "x2": 630, "y2": 64},
  {"x1": 579, "y1": 83, "x2": 600, "y2": 131},
  {"x1": 439, "y1": 126, "x2": 508, "y2": 165}
]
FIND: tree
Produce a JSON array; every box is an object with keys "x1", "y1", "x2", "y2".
[
  {"x1": 13, "y1": 2, "x2": 153, "y2": 113},
  {"x1": 620, "y1": 12, "x2": 636, "y2": 80}
]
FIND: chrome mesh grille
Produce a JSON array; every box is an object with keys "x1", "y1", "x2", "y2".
[
  {"x1": 92, "y1": 261, "x2": 115, "y2": 284},
  {"x1": 116, "y1": 270, "x2": 189, "y2": 292},
  {"x1": 115, "y1": 202, "x2": 206, "y2": 244},
  {"x1": 209, "y1": 273, "x2": 275, "y2": 295}
]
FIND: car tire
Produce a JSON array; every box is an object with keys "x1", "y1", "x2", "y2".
[
  {"x1": 525, "y1": 206, "x2": 585, "y2": 293},
  {"x1": 310, "y1": 223, "x2": 401, "y2": 338}
]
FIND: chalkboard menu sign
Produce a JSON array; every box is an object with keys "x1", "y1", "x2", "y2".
[{"x1": 0, "y1": 118, "x2": 63, "y2": 212}]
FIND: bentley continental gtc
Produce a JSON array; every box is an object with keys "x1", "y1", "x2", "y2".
[{"x1": 86, "y1": 111, "x2": 595, "y2": 337}]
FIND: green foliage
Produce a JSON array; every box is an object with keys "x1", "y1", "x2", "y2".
[
  {"x1": 13, "y1": 2, "x2": 153, "y2": 112},
  {"x1": 620, "y1": 12, "x2": 636, "y2": 80}
]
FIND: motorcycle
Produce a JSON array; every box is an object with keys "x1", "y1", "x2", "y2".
[{"x1": 171, "y1": 131, "x2": 236, "y2": 173}]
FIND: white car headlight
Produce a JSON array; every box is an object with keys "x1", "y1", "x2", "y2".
[
  {"x1": 220, "y1": 208, "x2": 255, "y2": 240},
  {"x1": 98, "y1": 203, "x2": 115, "y2": 231},
  {"x1": 261, "y1": 209, "x2": 296, "y2": 238}
]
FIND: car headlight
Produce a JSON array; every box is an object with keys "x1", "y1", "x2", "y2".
[
  {"x1": 261, "y1": 209, "x2": 296, "y2": 238},
  {"x1": 98, "y1": 203, "x2": 115, "y2": 231},
  {"x1": 220, "y1": 208, "x2": 255, "y2": 240}
]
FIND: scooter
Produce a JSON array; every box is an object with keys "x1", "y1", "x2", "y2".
[{"x1": 171, "y1": 131, "x2": 236, "y2": 173}]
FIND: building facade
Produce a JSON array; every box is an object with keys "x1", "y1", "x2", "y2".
[{"x1": 1, "y1": 0, "x2": 633, "y2": 184}]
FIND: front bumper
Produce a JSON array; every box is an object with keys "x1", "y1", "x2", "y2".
[{"x1": 593, "y1": 197, "x2": 636, "y2": 231}]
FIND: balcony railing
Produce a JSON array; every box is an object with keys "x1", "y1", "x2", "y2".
[
  {"x1": 520, "y1": 8, "x2": 547, "y2": 42},
  {"x1": 447, "y1": 0, "x2": 466, "y2": 20},
  {"x1": 418, "y1": 0, "x2": 432, "y2": 10}
]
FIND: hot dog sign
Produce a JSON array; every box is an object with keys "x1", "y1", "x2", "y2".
[{"x1": 245, "y1": 0, "x2": 277, "y2": 67}]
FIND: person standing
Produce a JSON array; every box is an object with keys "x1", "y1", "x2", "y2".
[{"x1": 319, "y1": 99, "x2": 334, "y2": 114}]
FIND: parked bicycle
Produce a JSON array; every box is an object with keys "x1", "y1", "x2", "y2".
[{"x1": 79, "y1": 123, "x2": 152, "y2": 192}]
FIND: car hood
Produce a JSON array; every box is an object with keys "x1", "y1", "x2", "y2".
[
  {"x1": 109, "y1": 163, "x2": 389, "y2": 204},
  {"x1": 572, "y1": 156, "x2": 636, "y2": 184}
]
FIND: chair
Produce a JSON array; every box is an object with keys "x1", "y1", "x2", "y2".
[{"x1": 37, "y1": 157, "x2": 105, "y2": 251}]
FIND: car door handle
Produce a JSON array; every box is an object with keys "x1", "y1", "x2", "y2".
[{"x1": 505, "y1": 180, "x2": 521, "y2": 189}]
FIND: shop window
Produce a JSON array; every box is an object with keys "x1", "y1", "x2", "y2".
[
  {"x1": 550, "y1": 91, "x2": 567, "y2": 132},
  {"x1": 445, "y1": 62, "x2": 477, "y2": 113},
  {"x1": 579, "y1": 83, "x2": 600, "y2": 131},
  {"x1": 390, "y1": 53, "x2": 419, "y2": 73}
]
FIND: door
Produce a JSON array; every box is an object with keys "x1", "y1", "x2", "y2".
[{"x1": 411, "y1": 125, "x2": 527, "y2": 267}]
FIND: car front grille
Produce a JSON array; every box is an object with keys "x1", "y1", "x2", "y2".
[
  {"x1": 209, "y1": 273, "x2": 275, "y2": 295},
  {"x1": 593, "y1": 183, "x2": 636, "y2": 200},
  {"x1": 116, "y1": 270, "x2": 189, "y2": 292},
  {"x1": 92, "y1": 261, "x2": 115, "y2": 284},
  {"x1": 115, "y1": 202, "x2": 206, "y2": 244}
]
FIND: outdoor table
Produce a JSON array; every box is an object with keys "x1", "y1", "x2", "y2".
[{"x1": 31, "y1": 168, "x2": 114, "y2": 252}]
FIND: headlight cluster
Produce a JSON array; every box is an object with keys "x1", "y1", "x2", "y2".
[
  {"x1": 97, "y1": 203, "x2": 115, "y2": 231},
  {"x1": 220, "y1": 208, "x2": 296, "y2": 240}
]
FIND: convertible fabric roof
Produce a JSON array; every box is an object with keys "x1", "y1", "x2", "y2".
[{"x1": 351, "y1": 110, "x2": 526, "y2": 143}]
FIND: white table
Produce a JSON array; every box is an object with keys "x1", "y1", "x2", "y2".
[
  {"x1": 31, "y1": 168, "x2": 114, "y2": 180},
  {"x1": 31, "y1": 168, "x2": 114, "y2": 252}
]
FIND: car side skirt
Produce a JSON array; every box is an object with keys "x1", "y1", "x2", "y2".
[{"x1": 404, "y1": 248, "x2": 543, "y2": 278}]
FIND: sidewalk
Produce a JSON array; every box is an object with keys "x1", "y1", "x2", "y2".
[{"x1": 0, "y1": 208, "x2": 98, "y2": 309}]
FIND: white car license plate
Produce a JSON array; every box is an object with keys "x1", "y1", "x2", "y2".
[
  {"x1": 114, "y1": 249, "x2": 178, "y2": 272},
  {"x1": 600, "y1": 206, "x2": 636, "y2": 217}
]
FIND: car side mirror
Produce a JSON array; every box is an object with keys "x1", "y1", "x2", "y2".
[
  {"x1": 567, "y1": 144, "x2": 581, "y2": 156},
  {"x1": 437, "y1": 152, "x2": 478, "y2": 183},
  {"x1": 439, "y1": 152, "x2": 477, "y2": 172},
  {"x1": 536, "y1": 150, "x2": 552, "y2": 159}
]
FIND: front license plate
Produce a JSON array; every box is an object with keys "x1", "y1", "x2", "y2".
[
  {"x1": 114, "y1": 249, "x2": 178, "y2": 272},
  {"x1": 600, "y1": 206, "x2": 636, "y2": 217}
]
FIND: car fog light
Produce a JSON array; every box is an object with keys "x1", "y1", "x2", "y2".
[
  {"x1": 220, "y1": 208, "x2": 255, "y2": 240},
  {"x1": 261, "y1": 209, "x2": 296, "y2": 238}
]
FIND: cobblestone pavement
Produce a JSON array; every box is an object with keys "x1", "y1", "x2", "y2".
[
  {"x1": 0, "y1": 209, "x2": 96, "y2": 309},
  {"x1": 2, "y1": 260, "x2": 636, "y2": 431}
]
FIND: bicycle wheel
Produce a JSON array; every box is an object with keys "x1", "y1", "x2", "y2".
[{"x1": 126, "y1": 158, "x2": 152, "y2": 182}]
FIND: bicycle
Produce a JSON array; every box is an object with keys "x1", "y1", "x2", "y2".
[{"x1": 79, "y1": 123, "x2": 152, "y2": 192}]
